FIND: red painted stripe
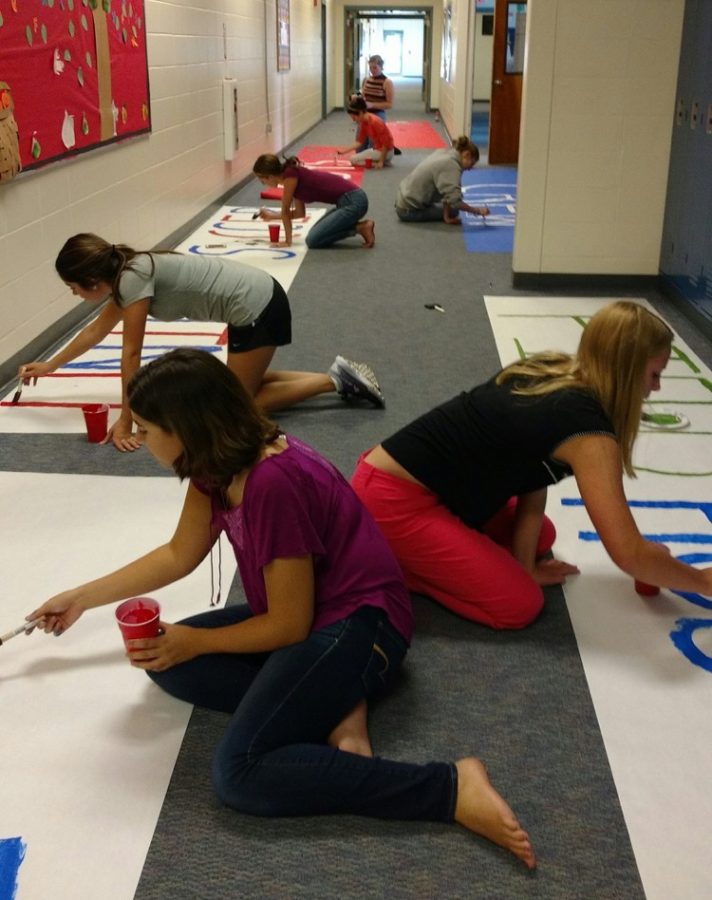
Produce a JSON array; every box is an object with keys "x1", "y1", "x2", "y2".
[
  {"x1": 108, "y1": 330, "x2": 224, "y2": 336},
  {"x1": 1, "y1": 401, "x2": 122, "y2": 408},
  {"x1": 21, "y1": 373, "x2": 120, "y2": 378}
]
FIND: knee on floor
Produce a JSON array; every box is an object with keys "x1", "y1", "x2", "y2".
[
  {"x1": 487, "y1": 587, "x2": 545, "y2": 630},
  {"x1": 211, "y1": 751, "x2": 258, "y2": 812}
]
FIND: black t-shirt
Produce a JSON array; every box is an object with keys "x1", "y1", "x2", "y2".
[{"x1": 381, "y1": 375, "x2": 616, "y2": 529}]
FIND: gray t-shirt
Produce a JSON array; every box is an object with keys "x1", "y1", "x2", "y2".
[
  {"x1": 116, "y1": 254, "x2": 273, "y2": 326},
  {"x1": 395, "y1": 148, "x2": 464, "y2": 211}
]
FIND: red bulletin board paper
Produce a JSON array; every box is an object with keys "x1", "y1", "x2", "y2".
[{"x1": 1, "y1": 0, "x2": 151, "y2": 172}]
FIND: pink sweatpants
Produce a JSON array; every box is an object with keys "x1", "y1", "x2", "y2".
[{"x1": 351, "y1": 456, "x2": 556, "y2": 630}]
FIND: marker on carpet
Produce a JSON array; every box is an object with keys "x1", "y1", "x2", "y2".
[
  {"x1": 424, "y1": 303, "x2": 445, "y2": 313},
  {"x1": 0, "y1": 620, "x2": 41, "y2": 646}
]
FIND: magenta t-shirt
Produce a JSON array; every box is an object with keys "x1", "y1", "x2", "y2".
[
  {"x1": 201, "y1": 436, "x2": 413, "y2": 642},
  {"x1": 283, "y1": 166, "x2": 356, "y2": 204}
]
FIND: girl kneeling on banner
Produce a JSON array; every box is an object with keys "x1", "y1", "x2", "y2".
[
  {"x1": 253, "y1": 154, "x2": 375, "y2": 249},
  {"x1": 17, "y1": 234, "x2": 383, "y2": 451},
  {"x1": 352, "y1": 301, "x2": 712, "y2": 628}
]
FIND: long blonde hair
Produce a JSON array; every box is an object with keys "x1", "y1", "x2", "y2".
[{"x1": 497, "y1": 301, "x2": 673, "y2": 476}]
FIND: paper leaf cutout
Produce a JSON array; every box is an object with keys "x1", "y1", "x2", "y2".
[{"x1": 61, "y1": 111, "x2": 76, "y2": 148}]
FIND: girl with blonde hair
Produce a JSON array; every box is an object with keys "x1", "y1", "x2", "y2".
[{"x1": 352, "y1": 302, "x2": 712, "y2": 628}]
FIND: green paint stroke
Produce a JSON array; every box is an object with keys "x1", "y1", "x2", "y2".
[{"x1": 671, "y1": 344, "x2": 701, "y2": 374}]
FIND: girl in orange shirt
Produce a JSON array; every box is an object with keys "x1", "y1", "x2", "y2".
[{"x1": 337, "y1": 97, "x2": 395, "y2": 169}]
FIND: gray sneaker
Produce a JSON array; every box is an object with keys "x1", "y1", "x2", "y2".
[
  {"x1": 328, "y1": 355, "x2": 385, "y2": 407},
  {"x1": 337, "y1": 356, "x2": 381, "y2": 391}
]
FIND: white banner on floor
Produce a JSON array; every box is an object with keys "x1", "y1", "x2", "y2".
[
  {"x1": 0, "y1": 320, "x2": 227, "y2": 434},
  {"x1": 172, "y1": 205, "x2": 324, "y2": 289},
  {"x1": 0, "y1": 472, "x2": 236, "y2": 900},
  {"x1": 485, "y1": 295, "x2": 712, "y2": 900}
]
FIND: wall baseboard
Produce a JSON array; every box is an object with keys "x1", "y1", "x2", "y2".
[{"x1": 512, "y1": 272, "x2": 661, "y2": 293}]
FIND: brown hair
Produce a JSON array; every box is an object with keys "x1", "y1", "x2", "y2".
[
  {"x1": 252, "y1": 153, "x2": 301, "y2": 177},
  {"x1": 347, "y1": 96, "x2": 368, "y2": 115},
  {"x1": 128, "y1": 348, "x2": 280, "y2": 488},
  {"x1": 55, "y1": 233, "x2": 150, "y2": 303},
  {"x1": 496, "y1": 301, "x2": 673, "y2": 476},
  {"x1": 452, "y1": 135, "x2": 480, "y2": 162}
]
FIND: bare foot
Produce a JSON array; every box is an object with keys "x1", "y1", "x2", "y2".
[
  {"x1": 454, "y1": 758, "x2": 536, "y2": 869},
  {"x1": 356, "y1": 219, "x2": 375, "y2": 248},
  {"x1": 327, "y1": 699, "x2": 373, "y2": 757}
]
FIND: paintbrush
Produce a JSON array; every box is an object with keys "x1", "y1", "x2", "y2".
[
  {"x1": 0, "y1": 619, "x2": 42, "y2": 646},
  {"x1": 11, "y1": 367, "x2": 28, "y2": 405}
]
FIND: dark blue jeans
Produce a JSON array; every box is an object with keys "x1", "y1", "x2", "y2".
[
  {"x1": 305, "y1": 189, "x2": 369, "y2": 248},
  {"x1": 148, "y1": 604, "x2": 456, "y2": 821}
]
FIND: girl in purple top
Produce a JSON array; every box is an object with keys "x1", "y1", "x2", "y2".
[
  {"x1": 253, "y1": 153, "x2": 375, "y2": 249},
  {"x1": 28, "y1": 348, "x2": 534, "y2": 869}
]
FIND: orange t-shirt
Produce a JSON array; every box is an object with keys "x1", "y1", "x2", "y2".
[{"x1": 357, "y1": 114, "x2": 394, "y2": 152}]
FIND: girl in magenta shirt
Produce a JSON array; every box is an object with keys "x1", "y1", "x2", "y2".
[
  {"x1": 253, "y1": 153, "x2": 375, "y2": 248},
  {"x1": 28, "y1": 347, "x2": 534, "y2": 869}
]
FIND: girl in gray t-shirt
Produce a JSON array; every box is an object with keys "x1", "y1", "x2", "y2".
[{"x1": 18, "y1": 233, "x2": 384, "y2": 450}]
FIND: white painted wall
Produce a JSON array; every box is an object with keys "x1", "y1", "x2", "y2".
[
  {"x1": 472, "y1": 12, "x2": 493, "y2": 101},
  {"x1": 0, "y1": 0, "x2": 323, "y2": 371},
  {"x1": 365, "y1": 17, "x2": 425, "y2": 79},
  {"x1": 437, "y1": 0, "x2": 475, "y2": 139},
  {"x1": 514, "y1": 0, "x2": 685, "y2": 276}
]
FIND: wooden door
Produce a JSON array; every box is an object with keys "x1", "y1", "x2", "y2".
[{"x1": 488, "y1": 0, "x2": 526, "y2": 164}]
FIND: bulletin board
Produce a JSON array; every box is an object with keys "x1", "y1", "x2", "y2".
[{"x1": 0, "y1": 0, "x2": 150, "y2": 174}]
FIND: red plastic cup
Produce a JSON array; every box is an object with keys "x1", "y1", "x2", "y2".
[
  {"x1": 634, "y1": 579, "x2": 660, "y2": 597},
  {"x1": 115, "y1": 597, "x2": 161, "y2": 648},
  {"x1": 365, "y1": 157, "x2": 373, "y2": 169},
  {"x1": 268, "y1": 223, "x2": 280, "y2": 243},
  {"x1": 82, "y1": 403, "x2": 109, "y2": 443}
]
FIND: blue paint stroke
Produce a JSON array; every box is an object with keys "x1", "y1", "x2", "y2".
[
  {"x1": 210, "y1": 220, "x2": 305, "y2": 233},
  {"x1": 667, "y1": 553, "x2": 712, "y2": 611},
  {"x1": 187, "y1": 245, "x2": 296, "y2": 259},
  {"x1": 670, "y1": 618, "x2": 712, "y2": 672},
  {"x1": 579, "y1": 531, "x2": 712, "y2": 544},
  {"x1": 64, "y1": 346, "x2": 222, "y2": 370},
  {"x1": 562, "y1": 497, "x2": 712, "y2": 524},
  {"x1": 0, "y1": 837, "x2": 26, "y2": 900}
]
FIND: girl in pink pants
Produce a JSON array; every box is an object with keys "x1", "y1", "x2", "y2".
[{"x1": 352, "y1": 302, "x2": 712, "y2": 629}]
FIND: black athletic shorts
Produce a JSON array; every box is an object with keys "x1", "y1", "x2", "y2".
[{"x1": 227, "y1": 278, "x2": 292, "y2": 353}]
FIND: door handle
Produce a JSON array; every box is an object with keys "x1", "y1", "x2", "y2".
[{"x1": 494, "y1": 79, "x2": 503, "y2": 85}]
